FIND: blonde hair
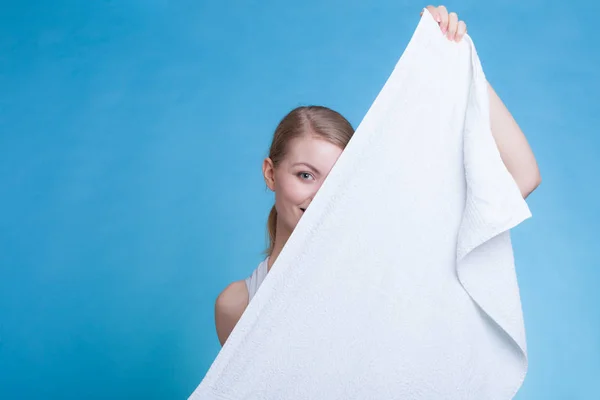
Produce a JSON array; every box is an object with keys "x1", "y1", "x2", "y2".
[{"x1": 265, "y1": 105, "x2": 354, "y2": 256}]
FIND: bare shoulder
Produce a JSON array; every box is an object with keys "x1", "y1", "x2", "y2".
[
  {"x1": 214, "y1": 280, "x2": 249, "y2": 345},
  {"x1": 215, "y1": 280, "x2": 249, "y2": 314}
]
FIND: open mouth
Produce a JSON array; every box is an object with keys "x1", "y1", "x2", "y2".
[{"x1": 300, "y1": 208, "x2": 306, "y2": 212}]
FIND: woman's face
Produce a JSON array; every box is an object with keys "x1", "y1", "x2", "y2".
[{"x1": 263, "y1": 135, "x2": 344, "y2": 235}]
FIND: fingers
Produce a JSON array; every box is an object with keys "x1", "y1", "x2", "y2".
[
  {"x1": 447, "y1": 12, "x2": 458, "y2": 40},
  {"x1": 455, "y1": 20, "x2": 467, "y2": 42},
  {"x1": 424, "y1": 5, "x2": 441, "y2": 22},
  {"x1": 423, "y1": 5, "x2": 467, "y2": 43},
  {"x1": 437, "y1": 5, "x2": 449, "y2": 34}
]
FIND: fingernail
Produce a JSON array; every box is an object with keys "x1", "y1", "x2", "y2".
[{"x1": 436, "y1": 15, "x2": 441, "y2": 22}]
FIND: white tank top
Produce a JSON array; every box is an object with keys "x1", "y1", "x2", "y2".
[{"x1": 244, "y1": 257, "x2": 269, "y2": 303}]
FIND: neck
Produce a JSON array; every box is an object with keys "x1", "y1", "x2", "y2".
[{"x1": 267, "y1": 219, "x2": 293, "y2": 272}]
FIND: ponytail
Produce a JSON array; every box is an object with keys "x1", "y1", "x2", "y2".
[{"x1": 265, "y1": 205, "x2": 277, "y2": 256}]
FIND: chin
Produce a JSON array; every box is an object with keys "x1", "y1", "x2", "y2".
[
  {"x1": 289, "y1": 218, "x2": 301, "y2": 231},
  {"x1": 281, "y1": 216, "x2": 299, "y2": 233}
]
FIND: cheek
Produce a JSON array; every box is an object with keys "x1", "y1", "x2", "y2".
[{"x1": 275, "y1": 175, "x2": 306, "y2": 207}]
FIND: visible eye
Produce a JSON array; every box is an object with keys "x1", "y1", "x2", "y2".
[{"x1": 298, "y1": 172, "x2": 315, "y2": 181}]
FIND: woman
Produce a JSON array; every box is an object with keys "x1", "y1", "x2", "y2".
[{"x1": 214, "y1": 5, "x2": 541, "y2": 346}]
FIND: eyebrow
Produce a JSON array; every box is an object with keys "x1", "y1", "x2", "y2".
[{"x1": 292, "y1": 162, "x2": 321, "y2": 175}]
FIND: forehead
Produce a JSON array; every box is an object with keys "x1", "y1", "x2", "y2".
[{"x1": 284, "y1": 135, "x2": 344, "y2": 165}]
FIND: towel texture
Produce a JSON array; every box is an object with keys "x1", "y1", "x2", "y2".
[{"x1": 191, "y1": 9, "x2": 531, "y2": 399}]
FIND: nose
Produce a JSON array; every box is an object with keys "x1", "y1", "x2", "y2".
[
  {"x1": 302, "y1": 183, "x2": 323, "y2": 210},
  {"x1": 300, "y1": 197, "x2": 313, "y2": 211}
]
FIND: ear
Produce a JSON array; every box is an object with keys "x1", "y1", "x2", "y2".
[{"x1": 262, "y1": 157, "x2": 276, "y2": 191}]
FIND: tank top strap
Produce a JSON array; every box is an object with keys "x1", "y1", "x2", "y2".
[{"x1": 244, "y1": 257, "x2": 269, "y2": 303}]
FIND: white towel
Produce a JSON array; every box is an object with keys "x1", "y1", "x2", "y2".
[{"x1": 191, "y1": 9, "x2": 531, "y2": 400}]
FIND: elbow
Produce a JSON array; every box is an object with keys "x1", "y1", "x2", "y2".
[{"x1": 519, "y1": 168, "x2": 541, "y2": 199}]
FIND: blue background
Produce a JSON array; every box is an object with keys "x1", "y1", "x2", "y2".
[{"x1": 1, "y1": 1, "x2": 598, "y2": 398}]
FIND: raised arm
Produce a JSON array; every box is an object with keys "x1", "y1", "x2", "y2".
[
  {"x1": 422, "y1": 5, "x2": 541, "y2": 199},
  {"x1": 487, "y1": 82, "x2": 541, "y2": 198}
]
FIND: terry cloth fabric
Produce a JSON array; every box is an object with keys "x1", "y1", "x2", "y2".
[{"x1": 190, "y1": 9, "x2": 531, "y2": 400}]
